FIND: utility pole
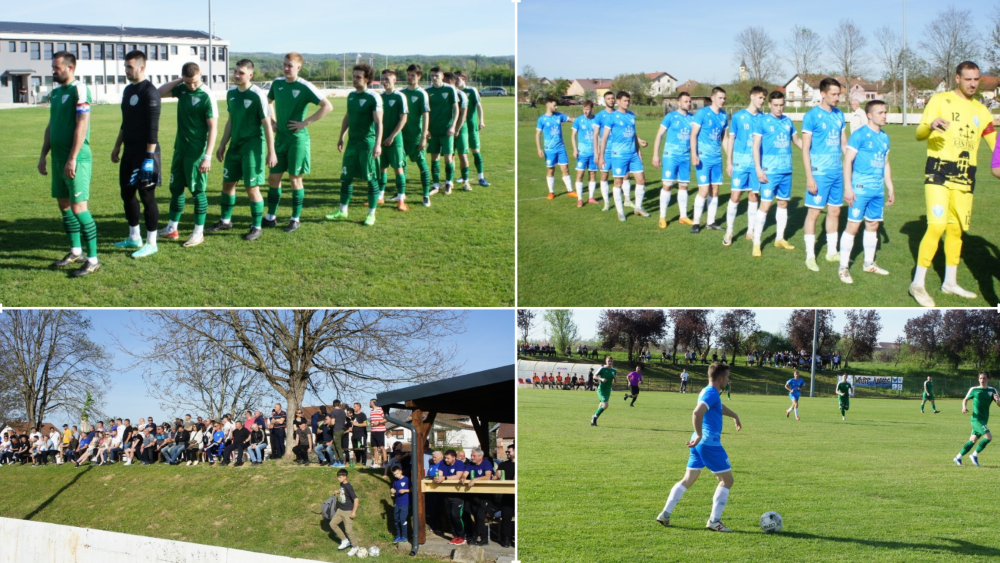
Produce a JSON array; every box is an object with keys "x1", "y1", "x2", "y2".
[
  {"x1": 902, "y1": 0, "x2": 908, "y2": 125},
  {"x1": 809, "y1": 310, "x2": 818, "y2": 397},
  {"x1": 208, "y1": 0, "x2": 214, "y2": 90}
]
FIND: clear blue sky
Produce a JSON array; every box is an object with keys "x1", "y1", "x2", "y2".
[
  {"x1": 523, "y1": 308, "x2": 932, "y2": 344},
  {"x1": 519, "y1": 0, "x2": 996, "y2": 83},
  {"x1": 61, "y1": 309, "x2": 513, "y2": 425},
  {"x1": 7, "y1": 0, "x2": 514, "y2": 56}
]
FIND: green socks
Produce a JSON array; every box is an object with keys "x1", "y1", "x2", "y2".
[
  {"x1": 432, "y1": 160, "x2": 440, "y2": 184},
  {"x1": 378, "y1": 170, "x2": 388, "y2": 193},
  {"x1": 461, "y1": 166, "x2": 469, "y2": 182},
  {"x1": 75, "y1": 210, "x2": 97, "y2": 258},
  {"x1": 61, "y1": 208, "x2": 81, "y2": 249},
  {"x1": 169, "y1": 185, "x2": 186, "y2": 223},
  {"x1": 976, "y1": 438, "x2": 991, "y2": 453},
  {"x1": 474, "y1": 152, "x2": 484, "y2": 175},
  {"x1": 396, "y1": 172, "x2": 406, "y2": 195},
  {"x1": 220, "y1": 193, "x2": 237, "y2": 221},
  {"x1": 840, "y1": 407, "x2": 845, "y2": 417},
  {"x1": 594, "y1": 406, "x2": 605, "y2": 418},
  {"x1": 367, "y1": 181, "x2": 379, "y2": 210},
  {"x1": 445, "y1": 161, "x2": 454, "y2": 182},
  {"x1": 415, "y1": 154, "x2": 430, "y2": 196},
  {"x1": 193, "y1": 191, "x2": 208, "y2": 226},
  {"x1": 250, "y1": 200, "x2": 264, "y2": 228},
  {"x1": 341, "y1": 181, "x2": 354, "y2": 206},
  {"x1": 961, "y1": 441, "x2": 976, "y2": 456},
  {"x1": 267, "y1": 187, "x2": 283, "y2": 216},
  {"x1": 290, "y1": 189, "x2": 304, "y2": 220}
]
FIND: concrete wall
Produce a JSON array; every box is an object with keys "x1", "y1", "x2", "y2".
[{"x1": 0, "y1": 517, "x2": 325, "y2": 563}]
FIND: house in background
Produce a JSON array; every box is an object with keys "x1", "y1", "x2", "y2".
[
  {"x1": 645, "y1": 71, "x2": 677, "y2": 96},
  {"x1": 675, "y1": 79, "x2": 700, "y2": 94},
  {"x1": 566, "y1": 78, "x2": 612, "y2": 99}
]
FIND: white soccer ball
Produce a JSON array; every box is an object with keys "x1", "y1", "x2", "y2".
[
  {"x1": 760, "y1": 511, "x2": 783, "y2": 533},
  {"x1": 368, "y1": 546, "x2": 380, "y2": 557},
  {"x1": 356, "y1": 545, "x2": 369, "y2": 558}
]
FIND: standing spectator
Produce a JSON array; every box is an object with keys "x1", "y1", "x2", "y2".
[
  {"x1": 433, "y1": 450, "x2": 469, "y2": 545},
  {"x1": 495, "y1": 444, "x2": 515, "y2": 548},
  {"x1": 243, "y1": 410, "x2": 256, "y2": 433},
  {"x1": 292, "y1": 420, "x2": 313, "y2": 465},
  {"x1": 342, "y1": 408, "x2": 355, "y2": 465},
  {"x1": 18, "y1": 83, "x2": 27, "y2": 103},
  {"x1": 370, "y1": 399, "x2": 386, "y2": 468},
  {"x1": 391, "y1": 465, "x2": 411, "y2": 544},
  {"x1": 221, "y1": 420, "x2": 250, "y2": 466},
  {"x1": 587, "y1": 368, "x2": 594, "y2": 391},
  {"x1": 329, "y1": 400, "x2": 348, "y2": 467},
  {"x1": 330, "y1": 469, "x2": 362, "y2": 556},
  {"x1": 624, "y1": 366, "x2": 643, "y2": 406},
  {"x1": 311, "y1": 405, "x2": 328, "y2": 436},
  {"x1": 461, "y1": 448, "x2": 494, "y2": 546},
  {"x1": 680, "y1": 369, "x2": 690, "y2": 393},
  {"x1": 426, "y1": 450, "x2": 445, "y2": 535},
  {"x1": 849, "y1": 98, "x2": 865, "y2": 134},
  {"x1": 270, "y1": 403, "x2": 287, "y2": 459},
  {"x1": 183, "y1": 414, "x2": 195, "y2": 432},
  {"x1": 351, "y1": 404, "x2": 368, "y2": 466},
  {"x1": 248, "y1": 423, "x2": 268, "y2": 466}
]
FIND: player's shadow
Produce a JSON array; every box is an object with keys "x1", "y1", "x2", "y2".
[
  {"x1": 900, "y1": 217, "x2": 1000, "y2": 305},
  {"x1": 782, "y1": 532, "x2": 1000, "y2": 558},
  {"x1": 0, "y1": 217, "x2": 92, "y2": 271},
  {"x1": 835, "y1": 223, "x2": 892, "y2": 269}
]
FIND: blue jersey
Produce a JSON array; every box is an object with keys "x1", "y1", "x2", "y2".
[
  {"x1": 693, "y1": 385, "x2": 725, "y2": 446},
  {"x1": 754, "y1": 113, "x2": 797, "y2": 175},
  {"x1": 392, "y1": 477, "x2": 411, "y2": 505},
  {"x1": 787, "y1": 378, "x2": 806, "y2": 394},
  {"x1": 594, "y1": 109, "x2": 617, "y2": 152},
  {"x1": 606, "y1": 110, "x2": 638, "y2": 156},
  {"x1": 573, "y1": 114, "x2": 598, "y2": 156},
  {"x1": 536, "y1": 112, "x2": 569, "y2": 151},
  {"x1": 440, "y1": 459, "x2": 467, "y2": 478},
  {"x1": 802, "y1": 106, "x2": 846, "y2": 175},
  {"x1": 212, "y1": 430, "x2": 225, "y2": 443},
  {"x1": 847, "y1": 125, "x2": 890, "y2": 194},
  {"x1": 730, "y1": 109, "x2": 761, "y2": 166},
  {"x1": 660, "y1": 110, "x2": 694, "y2": 158},
  {"x1": 693, "y1": 106, "x2": 728, "y2": 161}
]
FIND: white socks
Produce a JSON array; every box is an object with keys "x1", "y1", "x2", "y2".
[
  {"x1": 71, "y1": 246, "x2": 82, "y2": 255},
  {"x1": 623, "y1": 179, "x2": 632, "y2": 203},
  {"x1": 747, "y1": 200, "x2": 758, "y2": 231},
  {"x1": 794, "y1": 407, "x2": 799, "y2": 417},
  {"x1": 546, "y1": 176, "x2": 555, "y2": 193},
  {"x1": 613, "y1": 187, "x2": 624, "y2": 216},
  {"x1": 660, "y1": 189, "x2": 672, "y2": 219},
  {"x1": 166, "y1": 220, "x2": 178, "y2": 232},
  {"x1": 634, "y1": 185, "x2": 646, "y2": 210},
  {"x1": 913, "y1": 265, "x2": 928, "y2": 286},
  {"x1": 753, "y1": 207, "x2": 767, "y2": 245},
  {"x1": 775, "y1": 206, "x2": 788, "y2": 241},
  {"x1": 863, "y1": 230, "x2": 878, "y2": 266},
  {"x1": 265, "y1": 213, "x2": 276, "y2": 222},
  {"x1": 840, "y1": 233, "x2": 855, "y2": 270},
  {"x1": 677, "y1": 189, "x2": 689, "y2": 218},
  {"x1": 562, "y1": 175, "x2": 572, "y2": 193},
  {"x1": 575, "y1": 181, "x2": 584, "y2": 200},
  {"x1": 588, "y1": 181, "x2": 596, "y2": 199},
  {"x1": 192, "y1": 224, "x2": 204, "y2": 237},
  {"x1": 128, "y1": 225, "x2": 140, "y2": 240},
  {"x1": 804, "y1": 234, "x2": 816, "y2": 259},
  {"x1": 663, "y1": 482, "x2": 687, "y2": 516},
  {"x1": 600, "y1": 181, "x2": 609, "y2": 203},
  {"x1": 693, "y1": 195, "x2": 706, "y2": 225},
  {"x1": 710, "y1": 485, "x2": 730, "y2": 522},
  {"x1": 826, "y1": 232, "x2": 839, "y2": 256},
  {"x1": 146, "y1": 230, "x2": 157, "y2": 246},
  {"x1": 725, "y1": 200, "x2": 738, "y2": 234},
  {"x1": 944, "y1": 265, "x2": 958, "y2": 287},
  {"x1": 706, "y1": 196, "x2": 719, "y2": 225}
]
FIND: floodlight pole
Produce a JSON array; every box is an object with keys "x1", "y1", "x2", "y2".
[
  {"x1": 902, "y1": 0, "x2": 908, "y2": 125},
  {"x1": 809, "y1": 310, "x2": 818, "y2": 397},
  {"x1": 208, "y1": 0, "x2": 213, "y2": 91}
]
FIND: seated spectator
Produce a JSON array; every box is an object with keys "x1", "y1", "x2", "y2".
[
  {"x1": 293, "y1": 420, "x2": 313, "y2": 466},
  {"x1": 207, "y1": 422, "x2": 226, "y2": 465},
  {"x1": 221, "y1": 420, "x2": 250, "y2": 466},
  {"x1": 0, "y1": 433, "x2": 13, "y2": 465},
  {"x1": 165, "y1": 423, "x2": 188, "y2": 465},
  {"x1": 139, "y1": 427, "x2": 157, "y2": 465},
  {"x1": 315, "y1": 414, "x2": 336, "y2": 466},
  {"x1": 16, "y1": 436, "x2": 32, "y2": 465},
  {"x1": 73, "y1": 431, "x2": 101, "y2": 467},
  {"x1": 248, "y1": 423, "x2": 268, "y2": 466},
  {"x1": 186, "y1": 423, "x2": 205, "y2": 466},
  {"x1": 102, "y1": 428, "x2": 124, "y2": 465}
]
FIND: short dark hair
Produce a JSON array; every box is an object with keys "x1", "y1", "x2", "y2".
[
  {"x1": 455, "y1": 70, "x2": 467, "y2": 79},
  {"x1": 52, "y1": 50, "x2": 76, "y2": 67},
  {"x1": 124, "y1": 50, "x2": 146, "y2": 65},
  {"x1": 407, "y1": 64, "x2": 423, "y2": 76},
  {"x1": 711, "y1": 87, "x2": 727, "y2": 96},
  {"x1": 676, "y1": 91, "x2": 691, "y2": 100},
  {"x1": 381, "y1": 68, "x2": 396, "y2": 77},
  {"x1": 544, "y1": 95, "x2": 558, "y2": 104},
  {"x1": 337, "y1": 469, "x2": 349, "y2": 477},
  {"x1": 980, "y1": 371, "x2": 991, "y2": 379},
  {"x1": 750, "y1": 85, "x2": 767, "y2": 96},
  {"x1": 603, "y1": 90, "x2": 615, "y2": 98},
  {"x1": 957, "y1": 61, "x2": 980, "y2": 76},
  {"x1": 582, "y1": 100, "x2": 594, "y2": 108},
  {"x1": 429, "y1": 66, "x2": 443, "y2": 74},
  {"x1": 332, "y1": 400, "x2": 341, "y2": 408},
  {"x1": 181, "y1": 62, "x2": 200, "y2": 78},
  {"x1": 443, "y1": 72, "x2": 455, "y2": 83},
  {"x1": 235, "y1": 59, "x2": 255, "y2": 71},
  {"x1": 444, "y1": 449, "x2": 457, "y2": 458},
  {"x1": 707, "y1": 362, "x2": 730, "y2": 382},
  {"x1": 819, "y1": 77, "x2": 841, "y2": 93},
  {"x1": 392, "y1": 466, "x2": 403, "y2": 473},
  {"x1": 864, "y1": 100, "x2": 886, "y2": 114},
  {"x1": 320, "y1": 405, "x2": 328, "y2": 413},
  {"x1": 616, "y1": 90, "x2": 630, "y2": 100},
  {"x1": 769, "y1": 90, "x2": 785, "y2": 101},
  {"x1": 353, "y1": 63, "x2": 374, "y2": 82}
]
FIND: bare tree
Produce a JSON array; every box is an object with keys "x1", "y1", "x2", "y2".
[
  {"x1": 516, "y1": 309, "x2": 536, "y2": 345},
  {"x1": 827, "y1": 19, "x2": 869, "y2": 85},
  {"x1": 0, "y1": 310, "x2": 112, "y2": 428},
  {"x1": 670, "y1": 310, "x2": 715, "y2": 357},
  {"x1": 921, "y1": 6, "x2": 980, "y2": 90},
  {"x1": 125, "y1": 310, "x2": 465, "y2": 458},
  {"x1": 986, "y1": 5, "x2": 1000, "y2": 76},
  {"x1": 734, "y1": 26, "x2": 782, "y2": 84},
  {"x1": 785, "y1": 25, "x2": 823, "y2": 77},
  {"x1": 840, "y1": 310, "x2": 882, "y2": 368},
  {"x1": 874, "y1": 26, "x2": 904, "y2": 106}
]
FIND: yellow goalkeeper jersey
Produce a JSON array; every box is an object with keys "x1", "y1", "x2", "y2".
[{"x1": 918, "y1": 91, "x2": 997, "y2": 193}]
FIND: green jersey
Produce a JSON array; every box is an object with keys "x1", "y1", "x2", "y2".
[
  {"x1": 837, "y1": 382, "x2": 852, "y2": 396},
  {"x1": 965, "y1": 386, "x2": 999, "y2": 422},
  {"x1": 267, "y1": 77, "x2": 323, "y2": 142},
  {"x1": 425, "y1": 84, "x2": 459, "y2": 136},
  {"x1": 49, "y1": 79, "x2": 92, "y2": 161},
  {"x1": 401, "y1": 86, "x2": 429, "y2": 139},
  {"x1": 226, "y1": 85, "x2": 270, "y2": 150},
  {"x1": 596, "y1": 367, "x2": 616, "y2": 392},
  {"x1": 924, "y1": 381, "x2": 933, "y2": 395},
  {"x1": 171, "y1": 83, "x2": 217, "y2": 158},
  {"x1": 463, "y1": 86, "x2": 481, "y2": 126},
  {"x1": 346, "y1": 89, "x2": 383, "y2": 142},
  {"x1": 380, "y1": 90, "x2": 409, "y2": 137},
  {"x1": 455, "y1": 89, "x2": 469, "y2": 132}
]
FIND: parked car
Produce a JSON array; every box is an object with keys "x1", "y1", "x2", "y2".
[
  {"x1": 481, "y1": 86, "x2": 508, "y2": 97},
  {"x1": 558, "y1": 96, "x2": 582, "y2": 106}
]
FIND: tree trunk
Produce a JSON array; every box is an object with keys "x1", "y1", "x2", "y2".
[{"x1": 283, "y1": 379, "x2": 308, "y2": 460}]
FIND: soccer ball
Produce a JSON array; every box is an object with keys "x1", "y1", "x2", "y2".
[
  {"x1": 760, "y1": 511, "x2": 783, "y2": 533},
  {"x1": 356, "y1": 546, "x2": 369, "y2": 558},
  {"x1": 368, "y1": 546, "x2": 380, "y2": 557}
]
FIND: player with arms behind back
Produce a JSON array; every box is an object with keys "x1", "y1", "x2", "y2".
[
  {"x1": 751, "y1": 90, "x2": 801, "y2": 257},
  {"x1": 652, "y1": 92, "x2": 695, "y2": 228},
  {"x1": 723, "y1": 85, "x2": 765, "y2": 246},
  {"x1": 689, "y1": 87, "x2": 729, "y2": 233},
  {"x1": 571, "y1": 100, "x2": 599, "y2": 207},
  {"x1": 800, "y1": 77, "x2": 847, "y2": 272},
  {"x1": 955, "y1": 372, "x2": 1000, "y2": 466},
  {"x1": 921, "y1": 376, "x2": 940, "y2": 414},
  {"x1": 535, "y1": 96, "x2": 572, "y2": 199},
  {"x1": 598, "y1": 91, "x2": 647, "y2": 222}
]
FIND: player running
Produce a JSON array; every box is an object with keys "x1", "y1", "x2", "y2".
[
  {"x1": 456, "y1": 71, "x2": 489, "y2": 187},
  {"x1": 785, "y1": 370, "x2": 806, "y2": 420},
  {"x1": 800, "y1": 77, "x2": 847, "y2": 272},
  {"x1": 326, "y1": 63, "x2": 383, "y2": 226},
  {"x1": 444, "y1": 72, "x2": 471, "y2": 192},
  {"x1": 38, "y1": 50, "x2": 99, "y2": 277},
  {"x1": 425, "y1": 66, "x2": 459, "y2": 195},
  {"x1": 751, "y1": 91, "x2": 801, "y2": 257},
  {"x1": 571, "y1": 101, "x2": 599, "y2": 207},
  {"x1": 623, "y1": 365, "x2": 642, "y2": 406},
  {"x1": 689, "y1": 87, "x2": 729, "y2": 233},
  {"x1": 837, "y1": 374, "x2": 853, "y2": 420},
  {"x1": 921, "y1": 376, "x2": 940, "y2": 414},
  {"x1": 378, "y1": 69, "x2": 409, "y2": 210},
  {"x1": 598, "y1": 91, "x2": 647, "y2": 221},
  {"x1": 157, "y1": 63, "x2": 218, "y2": 247},
  {"x1": 910, "y1": 61, "x2": 997, "y2": 306},
  {"x1": 656, "y1": 363, "x2": 742, "y2": 532},
  {"x1": 839, "y1": 100, "x2": 894, "y2": 284},
  {"x1": 723, "y1": 86, "x2": 765, "y2": 246},
  {"x1": 263, "y1": 53, "x2": 332, "y2": 232},
  {"x1": 535, "y1": 96, "x2": 572, "y2": 199},
  {"x1": 208, "y1": 59, "x2": 277, "y2": 241},
  {"x1": 955, "y1": 372, "x2": 1000, "y2": 466},
  {"x1": 400, "y1": 64, "x2": 432, "y2": 207},
  {"x1": 591, "y1": 356, "x2": 616, "y2": 426},
  {"x1": 652, "y1": 91, "x2": 695, "y2": 228},
  {"x1": 112, "y1": 49, "x2": 162, "y2": 258}
]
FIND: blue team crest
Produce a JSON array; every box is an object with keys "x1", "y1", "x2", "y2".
[
  {"x1": 933, "y1": 205, "x2": 945, "y2": 218},
  {"x1": 813, "y1": 194, "x2": 822, "y2": 204},
  {"x1": 763, "y1": 188, "x2": 771, "y2": 197},
  {"x1": 853, "y1": 208, "x2": 861, "y2": 218},
  {"x1": 974, "y1": 116, "x2": 981, "y2": 127},
  {"x1": 733, "y1": 177, "x2": 741, "y2": 187}
]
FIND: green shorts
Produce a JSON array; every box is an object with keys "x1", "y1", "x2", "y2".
[
  {"x1": 341, "y1": 139, "x2": 377, "y2": 183},
  {"x1": 597, "y1": 388, "x2": 612, "y2": 403},
  {"x1": 427, "y1": 134, "x2": 454, "y2": 156},
  {"x1": 169, "y1": 153, "x2": 209, "y2": 194},
  {"x1": 50, "y1": 156, "x2": 91, "y2": 203},
  {"x1": 271, "y1": 136, "x2": 311, "y2": 176},
  {"x1": 972, "y1": 418, "x2": 990, "y2": 437},
  {"x1": 922, "y1": 392, "x2": 934, "y2": 401},
  {"x1": 455, "y1": 126, "x2": 469, "y2": 155},
  {"x1": 467, "y1": 123, "x2": 480, "y2": 150},
  {"x1": 379, "y1": 137, "x2": 406, "y2": 171},
  {"x1": 223, "y1": 141, "x2": 266, "y2": 187},
  {"x1": 403, "y1": 134, "x2": 426, "y2": 162},
  {"x1": 838, "y1": 397, "x2": 850, "y2": 410}
]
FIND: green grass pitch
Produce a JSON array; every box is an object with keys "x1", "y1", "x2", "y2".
[
  {"x1": 516, "y1": 115, "x2": 1000, "y2": 306},
  {"x1": 518, "y1": 386, "x2": 1000, "y2": 563},
  {"x1": 0, "y1": 97, "x2": 514, "y2": 307}
]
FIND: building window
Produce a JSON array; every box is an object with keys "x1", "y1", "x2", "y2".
[
  {"x1": 116, "y1": 44, "x2": 125, "y2": 60},
  {"x1": 56, "y1": 42, "x2": 66, "y2": 53},
  {"x1": 161, "y1": 45, "x2": 169, "y2": 60},
  {"x1": 30, "y1": 42, "x2": 40, "y2": 60},
  {"x1": 391, "y1": 429, "x2": 405, "y2": 438},
  {"x1": 118, "y1": 75, "x2": 126, "y2": 85},
  {"x1": 20, "y1": 41, "x2": 27, "y2": 52},
  {"x1": 81, "y1": 43, "x2": 91, "y2": 60},
  {"x1": 83, "y1": 76, "x2": 92, "y2": 85},
  {"x1": 31, "y1": 76, "x2": 41, "y2": 89},
  {"x1": 171, "y1": 74, "x2": 178, "y2": 81},
  {"x1": 171, "y1": 45, "x2": 177, "y2": 55},
  {"x1": 44, "y1": 76, "x2": 52, "y2": 87},
  {"x1": 221, "y1": 47, "x2": 227, "y2": 60},
  {"x1": 43, "y1": 43, "x2": 53, "y2": 60},
  {"x1": 106, "y1": 75, "x2": 115, "y2": 85},
  {"x1": 1, "y1": 75, "x2": 6, "y2": 87},
  {"x1": 94, "y1": 44, "x2": 103, "y2": 60},
  {"x1": 190, "y1": 46, "x2": 198, "y2": 55},
  {"x1": 200, "y1": 46, "x2": 207, "y2": 61},
  {"x1": 7, "y1": 41, "x2": 14, "y2": 52},
  {"x1": 95, "y1": 75, "x2": 104, "y2": 85},
  {"x1": 69, "y1": 43, "x2": 78, "y2": 58},
  {"x1": 150, "y1": 45, "x2": 158, "y2": 60}
]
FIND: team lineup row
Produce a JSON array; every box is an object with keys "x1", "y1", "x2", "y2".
[
  {"x1": 39, "y1": 49, "x2": 491, "y2": 277},
  {"x1": 535, "y1": 61, "x2": 1000, "y2": 306}
]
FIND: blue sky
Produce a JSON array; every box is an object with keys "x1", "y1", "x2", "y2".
[
  {"x1": 519, "y1": 0, "x2": 996, "y2": 83},
  {"x1": 6, "y1": 0, "x2": 514, "y2": 55},
  {"x1": 59, "y1": 309, "x2": 513, "y2": 425},
  {"x1": 523, "y1": 308, "x2": 936, "y2": 344}
]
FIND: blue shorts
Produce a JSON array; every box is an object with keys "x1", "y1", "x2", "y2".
[
  {"x1": 575, "y1": 153, "x2": 598, "y2": 172},
  {"x1": 806, "y1": 173, "x2": 844, "y2": 208},
  {"x1": 847, "y1": 189, "x2": 884, "y2": 222},
  {"x1": 730, "y1": 163, "x2": 757, "y2": 192},
  {"x1": 600, "y1": 149, "x2": 612, "y2": 173},
  {"x1": 611, "y1": 151, "x2": 643, "y2": 178},
  {"x1": 759, "y1": 173, "x2": 792, "y2": 202},
  {"x1": 662, "y1": 156, "x2": 691, "y2": 185},
  {"x1": 696, "y1": 158, "x2": 723, "y2": 186},
  {"x1": 687, "y1": 443, "x2": 731, "y2": 474},
  {"x1": 790, "y1": 391, "x2": 801, "y2": 401},
  {"x1": 544, "y1": 148, "x2": 568, "y2": 168}
]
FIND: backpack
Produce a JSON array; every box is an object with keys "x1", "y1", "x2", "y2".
[{"x1": 321, "y1": 495, "x2": 338, "y2": 520}]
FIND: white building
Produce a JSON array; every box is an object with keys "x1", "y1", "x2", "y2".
[
  {"x1": 645, "y1": 72, "x2": 677, "y2": 97},
  {"x1": 386, "y1": 413, "x2": 480, "y2": 452},
  {"x1": 0, "y1": 21, "x2": 230, "y2": 105}
]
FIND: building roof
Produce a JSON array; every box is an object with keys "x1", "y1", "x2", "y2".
[
  {"x1": 676, "y1": 80, "x2": 700, "y2": 92},
  {"x1": 0, "y1": 21, "x2": 220, "y2": 40},
  {"x1": 980, "y1": 75, "x2": 1000, "y2": 91},
  {"x1": 495, "y1": 423, "x2": 515, "y2": 439},
  {"x1": 573, "y1": 78, "x2": 612, "y2": 91},
  {"x1": 376, "y1": 365, "x2": 515, "y2": 423},
  {"x1": 644, "y1": 72, "x2": 676, "y2": 81},
  {"x1": 3, "y1": 421, "x2": 59, "y2": 436}
]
